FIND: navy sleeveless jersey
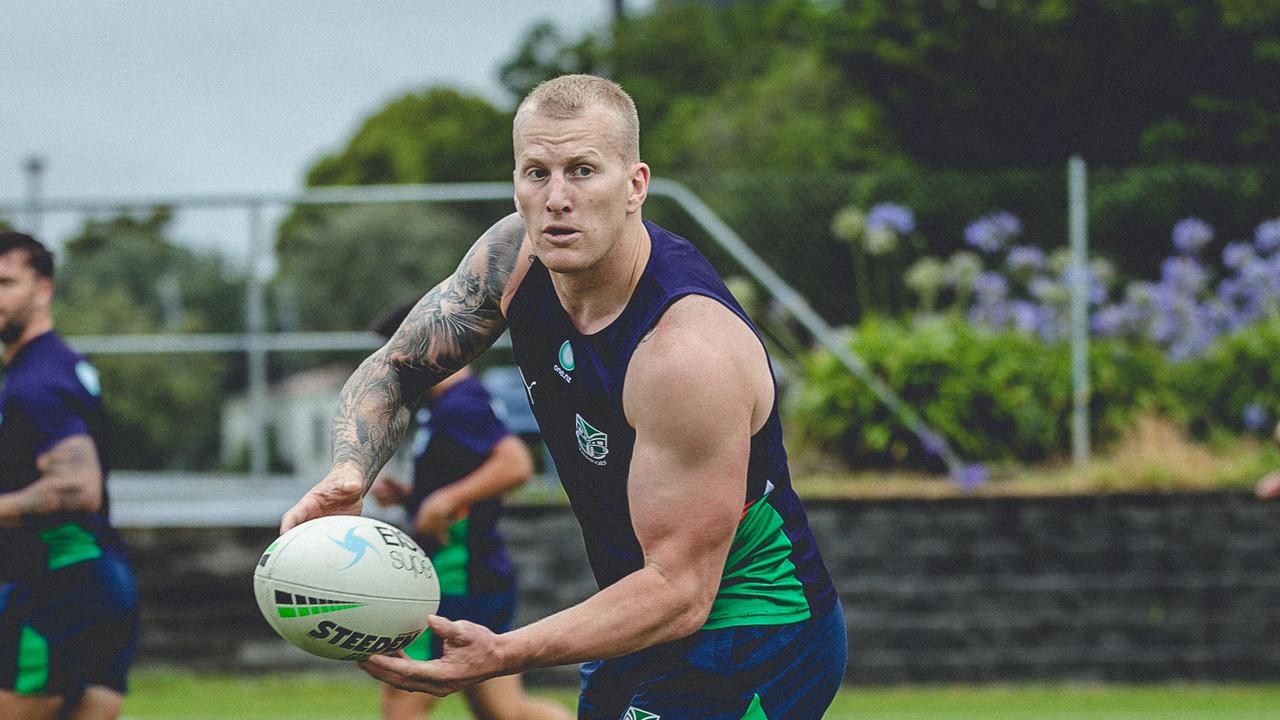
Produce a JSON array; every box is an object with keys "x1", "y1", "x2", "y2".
[
  {"x1": 402, "y1": 375, "x2": 516, "y2": 596},
  {"x1": 506, "y1": 220, "x2": 836, "y2": 628},
  {"x1": 0, "y1": 331, "x2": 122, "y2": 582}
]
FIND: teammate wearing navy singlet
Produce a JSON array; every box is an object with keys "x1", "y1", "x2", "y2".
[
  {"x1": 0, "y1": 231, "x2": 138, "y2": 720},
  {"x1": 281, "y1": 74, "x2": 846, "y2": 719},
  {"x1": 368, "y1": 304, "x2": 572, "y2": 720}
]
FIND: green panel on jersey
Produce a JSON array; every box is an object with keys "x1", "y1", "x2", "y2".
[
  {"x1": 16, "y1": 625, "x2": 49, "y2": 694},
  {"x1": 740, "y1": 694, "x2": 768, "y2": 719},
  {"x1": 403, "y1": 625, "x2": 436, "y2": 661},
  {"x1": 703, "y1": 494, "x2": 810, "y2": 630},
  {"x1": 433, "y1": 516, "x2": 471, "y2": 596},
  {"x1": 40, "y1": 522, "x2": 102, "y2": 570}
]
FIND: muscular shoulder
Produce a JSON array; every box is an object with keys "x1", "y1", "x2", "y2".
[{"x1": 623, "y1": 294, "x2": 772, "y2": 433}]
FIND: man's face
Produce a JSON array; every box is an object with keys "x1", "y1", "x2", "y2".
[
  {"x1": 512, "y1": 105, "x2": 648, "y2": 275},
  {"x1": 0, "y1": 250, "x2": 50, "y2": 345}
]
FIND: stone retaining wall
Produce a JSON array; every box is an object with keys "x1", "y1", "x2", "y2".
[{"x1": 122, "y1": 491, "x2": 1280, "y2": 684}]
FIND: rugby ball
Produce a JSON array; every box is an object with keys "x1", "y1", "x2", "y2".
[{"x1": 253, "y1": 515, "x2": 440, "y2": 661}]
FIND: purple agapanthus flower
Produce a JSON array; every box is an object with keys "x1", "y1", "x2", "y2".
[
  {"x1": 1243, "y1": 403, "x2": 1269, "y2": 432},
  {"x1": 969, "y1": 298, "x2": 1011, "y2": 328},
  {"x1": 865, "y1": 202, "x2": 916, "y2": 236},
  {"x1": 1223, "y1": 241, "x2": 1254, "y2": 271},
  {"x1": 1171, "y1": 216, "x2": 1214, "y2": 255},
  {"x1": 1009, "y1": 300, "x2": 1042, "y2": 334},
  {"x1": 1005, "y1": 245, "x2": 1046, "y2": 273},
  {"x1": 1160, "y1": 256, "x2": 1209, "y2": 295},
  {"x1": 1255, "y1": 218, "x2": 1280, "y2": 254},
  {"x1": 964, "y1": 211, "x2": 1023, "y2": 254},
  {"x1": 1028, "y1": 275, "x2": 1060, "y2": 301},
  {"x1": 972, "y1": 271, "x2": 1009, "y2": 300},
  {"x1": 952, "y1": 462, "x2": 989, "y2": 489},
  {"x1": 1091, "y1": 304, "x2": 1131, "y2": 337}
]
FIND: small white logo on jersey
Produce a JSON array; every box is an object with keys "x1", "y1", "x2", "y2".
[
  {"x1": 554, "y1": 340, "x2": 574, "y2": 384},
  {"x1": 625, "y1": 708, "x2": 660, "y2": 720},
  {"x1": 75, "y1": 361, "x2": 102, "y2": 397},
  {"x1": 517, "y1": 366, "x2": 537, "y2": 406},
  {"x1": 575, "y1": 414, "x2": 608, "y2": 465}
]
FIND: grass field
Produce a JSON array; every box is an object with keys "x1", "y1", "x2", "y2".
[{"x1": 119, "y1": 669, "x2": 1280, "y2": 719}]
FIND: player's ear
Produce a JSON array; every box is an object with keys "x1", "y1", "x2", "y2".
[
  {"x1": 36, "y1": 275, "x2": 53, "y2": 308},
  {"x1": 626, "y1": 162, "x2": 650, "y2": 214}
]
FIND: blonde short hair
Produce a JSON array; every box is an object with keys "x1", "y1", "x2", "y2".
[{"x1": 514, "y1": 74, "x2": 641, "y2": 163}]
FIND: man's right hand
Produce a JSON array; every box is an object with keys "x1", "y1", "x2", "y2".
[
  {"x1": 279, "y1": 468, "x2": 366, "y2": 533},
  {"x1": 371, "y1": 474, "x2": 411, "y2": 508}
]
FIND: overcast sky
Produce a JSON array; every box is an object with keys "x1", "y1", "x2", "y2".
[{"x1": 1, "y1": 2, "x2": 634, "y2": 259}]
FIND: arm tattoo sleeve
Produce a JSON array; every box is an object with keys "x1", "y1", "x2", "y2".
[{"x1": 330, "y1": 214, "x2": 526, "y2": 488}]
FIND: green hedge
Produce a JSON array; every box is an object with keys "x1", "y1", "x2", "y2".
[
  {"x1": 785, "y1": 314, "x2": 1191, "y2": 469},
  {"x1": 1169, "y1": 315, "x2": 1280, "y2": 440}
]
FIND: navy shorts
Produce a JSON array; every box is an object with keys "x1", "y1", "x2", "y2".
[
  {"x1": 577, "y1": 602, "x2": 847, "y2": 720},
  {"x1": 0, "y1": 552, "x2": 139, "y2": 699},
  {"x1": 403, "y1": 586, "x2": 518, "y2": 661}
]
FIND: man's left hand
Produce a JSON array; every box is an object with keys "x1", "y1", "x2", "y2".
[{"x1": 358, "y1": 616, "x2": 506, "y2": 696}]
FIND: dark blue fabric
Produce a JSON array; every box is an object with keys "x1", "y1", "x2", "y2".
[
  {"x1": 576, "y1": 603, "x2": 847, "y2": 719},
  {"x1": 411, "y1": 587, "x2": 518, "y2": 661},
  {"x1": 505, "y1": 221, "x2": 836, "y2": 615},
  {"x1": 0, "y1": 550, "x2": 138, "y2": 695}
]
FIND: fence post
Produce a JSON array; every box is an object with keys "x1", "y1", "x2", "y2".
[
  {"x1": 1068, "y1": 156, "x2": 1091, "y2": 466},
  {"x1": 246, "y1": 201, "x2": 270, "y2": 475},
  {"x1": 23, "y1": 156, "x2": 45, "y2": 240}
]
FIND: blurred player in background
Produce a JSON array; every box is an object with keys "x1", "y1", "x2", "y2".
[
  {"x1": 0, "y1": 231, "x2": 138, "y2": 720},
  {"x1": 367, "y1": 303, "x2": 571, "y2": 720},
  {"x1": 282, "y1": 74, "x2": 844, "y2": 719}
]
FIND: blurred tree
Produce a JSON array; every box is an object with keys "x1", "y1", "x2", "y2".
[
  {"x1": 274, "y1": 202, "x2": 487, "y2": 332},
  {"x1": 54, "y1": 210, "x2": 244, "y2": 469},
  {"x1": 819, "y1": 0, "x2": 1280, "y2": 167},
  {"x1": 277, "y1": 86, "x2": 513, "y2": 334},
  {"x1": 502, "y1": 0, "x2": 1280, "y2": 169},
  {"x1": 305, "y1": 87, "x2": 513, "y2": 186}
]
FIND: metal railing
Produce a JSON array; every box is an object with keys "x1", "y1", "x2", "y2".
[{"x1": 2, "y1": 176, "x2": 1094, "y2": 522}]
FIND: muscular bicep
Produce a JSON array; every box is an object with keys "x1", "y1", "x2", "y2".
[
  {"x1": 624, "y1": 300, "x2": 761, "y2": 615},
  {"x1": 33, "y1": 434, "x2": 104, "y2": 515}
]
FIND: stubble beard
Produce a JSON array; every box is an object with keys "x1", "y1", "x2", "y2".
[{"x1": 0, "y1": 314, "x2": 27, "y2": 345}]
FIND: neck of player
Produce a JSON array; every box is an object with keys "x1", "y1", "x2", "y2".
[{"x1": 552, "y1": 220, "x2": 651, "y2": 335}]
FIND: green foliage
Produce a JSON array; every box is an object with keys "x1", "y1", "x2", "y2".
[
  {"x1": 645, "y1": 48, "x2": 899, "y2": 173},
  {"x1": 819, "y1": 0, "x2": 1280, "y2": 167},
  {"x1": 786, "y1": 314, "x2": 1170, "y2": 468},
  {"x1": 504, "y1": 0, "x2": 1280, "y2": 171},
  {"x1": 1088, "y1": 163, "x2": 1280, "y2": 279},
  {"x1": 54, "y1": 211, "x2": 242, "y2": 469},
  {"x1": 1169, "y1": 315, "x2": 1280, "y2": 438},
  {"x1": 305, "y1": 87, "x2": 513, "y2": 186}
]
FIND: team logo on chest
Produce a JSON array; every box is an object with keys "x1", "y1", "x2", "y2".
[
  {"x1": 554, "y1": 340, "x2": 575, "y2": 384},
  {"x1": 575, "y1": 413, "x2": 609, "y2": 465}
]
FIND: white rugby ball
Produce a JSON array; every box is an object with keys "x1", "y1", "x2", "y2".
[{"x1": 253, "y1": 515, "x2": 440, "y2": 661}]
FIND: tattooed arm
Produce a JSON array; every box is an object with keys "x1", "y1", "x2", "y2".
[
  {"x1": 280, "y1": 213, "x2": 529, "y2": 532},
  {"x1": 0, "y1": 434, "x2": 103, "y2": 527}
]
